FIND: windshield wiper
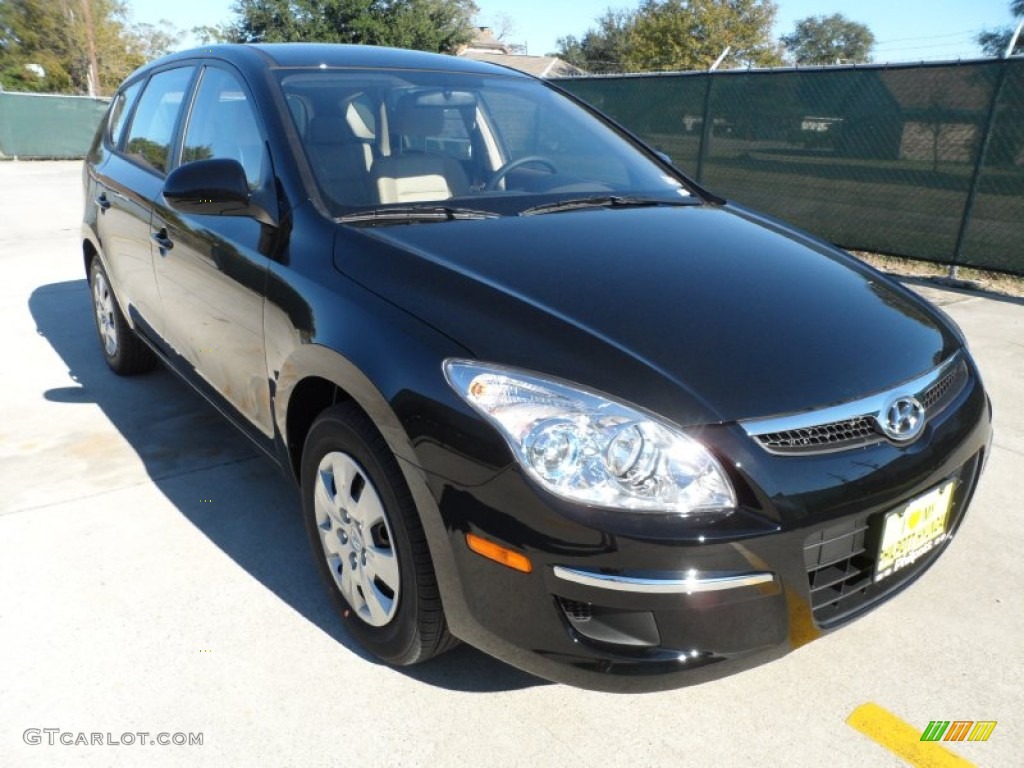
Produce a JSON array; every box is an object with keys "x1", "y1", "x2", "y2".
[
  {"x1": 339, "y1": 205, "x2": 500, "y2": 225},
  {"x1": 519, "y1": 195, "x2": 700, "y2": 217}
]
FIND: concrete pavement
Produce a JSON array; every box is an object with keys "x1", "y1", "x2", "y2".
[{"x1": 1, "y1": 161, "x2": 1021, "y2": 767}]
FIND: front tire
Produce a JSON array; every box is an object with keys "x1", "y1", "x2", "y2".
[
  {"x1": 88, "y1": 258, "x2": 157, "y2": 375},
  {"x1": 301, "y1": 402, "x2": 456, "y2": 665}
]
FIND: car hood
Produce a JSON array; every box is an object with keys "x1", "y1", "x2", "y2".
[{"x1": 333, "y1": 204, "x2": 960, "y2": 425}]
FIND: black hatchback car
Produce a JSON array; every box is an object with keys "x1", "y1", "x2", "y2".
[{"x1": 83, "y1": 43, "x2": 992, "y2": 692}]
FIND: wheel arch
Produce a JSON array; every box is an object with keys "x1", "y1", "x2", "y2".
[
  {"x1": 276, "y1": 344, "x2": 421, "y2": 485},
  {"x1": 83, "y1": 236, "x2": 99, "y2": 277},
  {"x1": 275, "y1": 344, "x2": 471, "y2": 639},
  {"x1": 82, "y1": 238, "x2": 134, "y2": 327}
]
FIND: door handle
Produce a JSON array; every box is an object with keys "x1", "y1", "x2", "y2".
[
  {"x1": 94, "y1": 194, "x2": 111, "y2": 211},
  {"x1": 151, "y1": 229, "x2": 174, "y2": 253}
]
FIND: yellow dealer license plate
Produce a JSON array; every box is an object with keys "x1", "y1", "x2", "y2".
[{"x1": 874, "y1": 481, "x2": 955, "y2": 583}]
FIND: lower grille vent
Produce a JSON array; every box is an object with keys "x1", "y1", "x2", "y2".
[{"x1": 557, "y1": 597, "x2": 592, "y2": 623}]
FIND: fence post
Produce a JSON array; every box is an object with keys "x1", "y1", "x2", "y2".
[
  {"x1": 950, "y1": 59, "x2": 1011, "y2": 278},
  {"x1": 694, "y1": 73, "x2": 715, "y2": 183}
]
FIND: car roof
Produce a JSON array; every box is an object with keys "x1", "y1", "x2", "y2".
[{"x1": 131, "y1": 43, "x2": 531, "y2": 82}]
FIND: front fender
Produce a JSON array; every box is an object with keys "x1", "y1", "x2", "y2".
[
  {"x1": 274, "y1": 342, "x2": 423, "y2": 470},
  {"x1": 272, "y1": 341, "x2": 482, "y2": 644}
]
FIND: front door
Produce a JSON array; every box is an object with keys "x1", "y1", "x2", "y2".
[{"x1": 151, "y1": 64, "x2": 275, "y2": 439}]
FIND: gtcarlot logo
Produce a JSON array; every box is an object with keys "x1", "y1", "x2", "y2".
[
  {"x1": 23, "y1": 729, "x2": 203, "y2": 747},
  {"x1": 920, "y1": 720, "x2": 997, "y2": 742}
]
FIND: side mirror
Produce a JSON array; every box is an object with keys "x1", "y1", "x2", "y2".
[{"x1": 163, "y1": 158, "x2": 276, "y2": 226}]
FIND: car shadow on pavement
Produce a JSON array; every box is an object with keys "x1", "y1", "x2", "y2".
[{"x1": 29, "y1": 279, "x2": 546, "y2": 693}]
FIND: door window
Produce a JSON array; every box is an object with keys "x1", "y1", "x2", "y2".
[
  {"x1": 123, "y1": 67, "x2": 194, "y2": 174},
  {"x1": 181, "y1": 67, "x2": 266, "y2": 189},
  {"x1": 108, "y1": 80, "x2": 143, "y2": 148}
]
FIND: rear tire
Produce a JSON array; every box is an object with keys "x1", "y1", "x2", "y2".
[
  {"x1": 88, "y1": 258, "x2": 157, "y2": 375},
  {"x1": 301, "y1": 402, "x2": 457, "y2": 665}
]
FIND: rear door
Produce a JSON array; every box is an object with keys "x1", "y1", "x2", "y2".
[
  {"x1": 92, "y1": 67, "x2": 195, "y2": 338},
  {"x1": 150, "y1": 63, "x2": 275, "y2": 440}
]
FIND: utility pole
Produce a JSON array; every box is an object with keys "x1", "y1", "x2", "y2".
[
  {"x1": 80, "y1": 0, "x2": 100, "y2": 97},
  {"x1": 1006, "y1": 20, "x2": 1023, "y2": 58}
]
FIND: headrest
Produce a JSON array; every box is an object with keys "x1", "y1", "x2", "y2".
[
  {"x1": 393, "y1": 101, "x2": 445, "y2": 138},
  {"x1": 307, "y1": 117, "x2": 351, "y2": 144},
  {"x1": 345, "y1": 101, "x2": 375, "y2": 140}
]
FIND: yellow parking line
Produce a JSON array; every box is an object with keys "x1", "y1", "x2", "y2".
[{"x1": 846, "y1": 703, "x2": 976, "y2": 768}]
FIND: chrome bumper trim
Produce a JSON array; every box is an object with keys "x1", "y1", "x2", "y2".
[{"x1": 552, "y1": 566, "x2": 775, "y2": 594}]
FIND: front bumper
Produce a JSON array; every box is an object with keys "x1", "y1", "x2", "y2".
[{"x1": 415, "y1": 361, "x2": 992, "y2": 692}]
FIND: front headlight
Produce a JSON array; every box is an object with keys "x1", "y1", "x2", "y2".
[{"x1": 444, "y1": 360, "x2": 736, "y2": 516}]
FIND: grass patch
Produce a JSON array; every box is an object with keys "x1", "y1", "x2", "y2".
[{"x1": 851, "y1": 251, "x2": 1024, "y2": 298}]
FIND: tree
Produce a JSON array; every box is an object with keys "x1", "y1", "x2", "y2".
[
  {"x1": 557, "y1": 1, "x2": 782, "y2": 74},
  {"x1": 976, "y1": 0, "x2": 1024, "y2": 57},
  {"x1": 556, "y1": 9, "x2": 633, "y2": 73},
  {"x1": 0, "y1": 0, "x2": 180, "y2": 95},
  {"x1": 622, "y1": 0, "x2": 783, "y2": 72},
  {"x1": 384, "y1": 0, "x2": 480, "y2": 52},
  {"x1": 0, "y1": 0, "x2": 76, "y2": 92},
  {"x1": 192, "y1": 24, "x2": 233, "y2": 44},
  {"x1": 481, "y1": 12, "x2": 525, "y2": 53},
  {"x1": 225, "y1": 0, "x2": 478, "y2": 53},
  {"x1": 781, "y1": 13, "x2": 874, "y2": 65},
  {"x1": 487, "y1": 12, "x2": 515, "y2": 42},
  {"x1": 127, "y1": 23, "x2": 179, "y2": 64}
]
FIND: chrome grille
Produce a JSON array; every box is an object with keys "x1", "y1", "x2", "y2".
[
  {"x1": 919, "y1": 359, "x2": 967, "y2": 416},
  {"x1": 744, "y1": 354, "x2": 969, "y2": 456},
  {"x1": 756, "y1": 416, "x2": 880, "y2": 454}
]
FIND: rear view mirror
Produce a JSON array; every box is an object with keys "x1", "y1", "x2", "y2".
[
  {"x1": 163, "y1": 158, "x2": 276, "y2": 226},
  {"x1": 411, "y1": 89, "x2": 478, "y2": 108}
]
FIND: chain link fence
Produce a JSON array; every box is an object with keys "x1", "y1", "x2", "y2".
[
  {"x1": 559, "y1": 59, "x2": 1024, "y2": 276},
  {"x1": 3, "y1": 62, "x2": 1020, "y2": 275},
  {"x1": 0, "y1": 92, "x2": 109, "y2": 160}
]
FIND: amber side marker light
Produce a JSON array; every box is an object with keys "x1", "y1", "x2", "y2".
[{"x1": 465, "y1": 533, "x2": 532, "y2": 573}]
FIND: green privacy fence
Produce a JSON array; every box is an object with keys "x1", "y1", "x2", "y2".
[
  {"x1": 559, "y1": 59, "x2": 1024, "y2": 276},
  {"x1": 0, "y1": 92, "x2": 109, "y2": 159}
]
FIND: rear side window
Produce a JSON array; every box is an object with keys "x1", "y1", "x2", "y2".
[
  {"x1": 107, "y1": 80, "x2": 143, "y2": 148},
  {"x1": 124, "y1": 67, "x2": 195, "y2": 174},
  {"x1": 181, "y1": 67, "x2": 265, "y2": 189}
]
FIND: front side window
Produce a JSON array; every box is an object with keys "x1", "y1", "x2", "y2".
[
  {"x1": 124, "y1": 66, "x2": 194, "y2": 174},
  {"x1": 181, "y1": 67, "x2": 265, "y2": 189},
  {"x1": 278, "y1": 70, "x2": 690, "y2": 215}
]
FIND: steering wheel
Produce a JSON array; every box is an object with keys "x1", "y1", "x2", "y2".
[{"x1": 486, "y1": 156, "x2": 558, "y2": 191}]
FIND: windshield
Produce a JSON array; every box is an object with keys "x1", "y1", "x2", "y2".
[{"x1": 277, "y1": 68, "x2": 695, "y2": 218}]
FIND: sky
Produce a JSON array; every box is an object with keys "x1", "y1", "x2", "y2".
[{"x1": 128, "y1": 0, "x2": 1021, "y2": 64}]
